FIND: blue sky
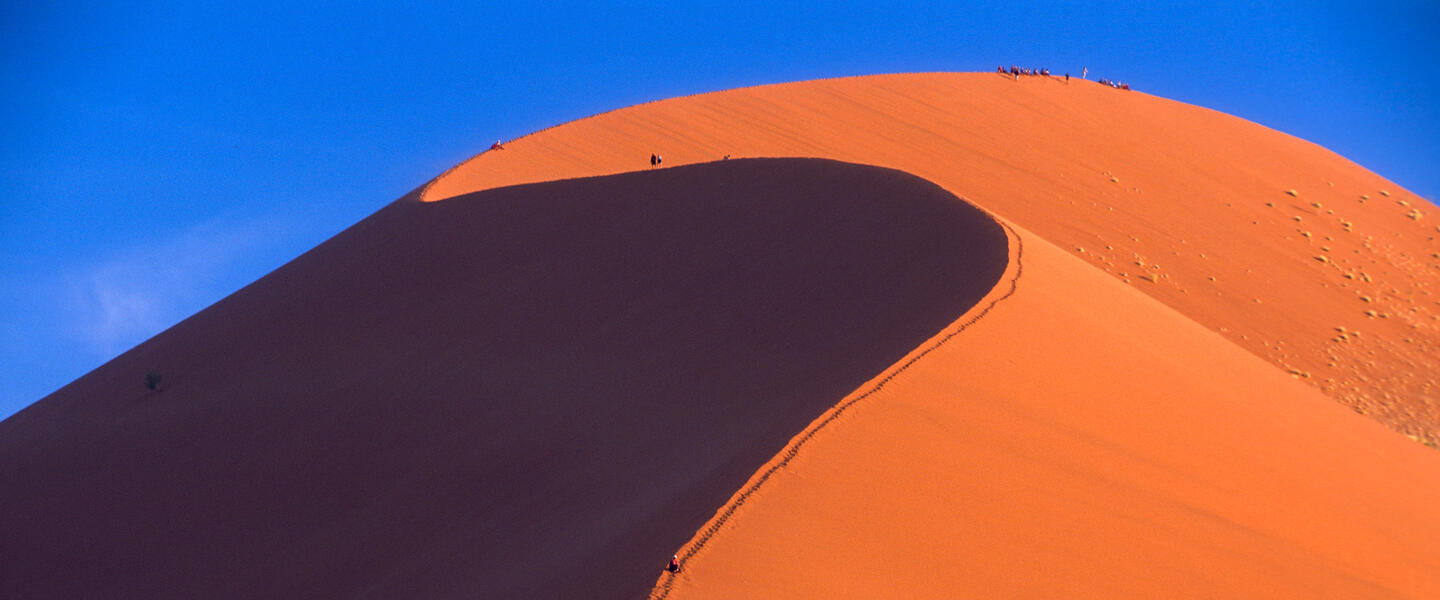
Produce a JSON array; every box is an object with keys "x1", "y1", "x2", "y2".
[{"x1": 2, "y1": 1, "x2": 1437, "y2": 420}]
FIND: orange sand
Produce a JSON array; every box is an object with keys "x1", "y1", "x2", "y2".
[
  {"x1": 427, "y1": 73, "x2": 1440, "y2": 445},
  {"x1": 658, "y1": 225, "x2": 1440, "y2": 597},
  {"x1": 420, "y1": 72, "x2": 1440, "y2": 597}
]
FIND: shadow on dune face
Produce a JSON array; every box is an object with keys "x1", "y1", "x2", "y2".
[{"x1": 0, "y1": 158, "x2": 1007, "y2": 599}]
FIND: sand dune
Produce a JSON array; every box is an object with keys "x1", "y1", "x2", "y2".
[
  {"x1": 0, "y1": 159, "x2": 1006, "y2": 599},
  {"x1": 5, "y1": 73, "x2": 1439, "y2": 598},
  {"x1": 428, "y1": 73, "x2": 1440, "y2": 445},
  {"x1": 418, "y1": 72, "x2": 1440, "y2": 597}
]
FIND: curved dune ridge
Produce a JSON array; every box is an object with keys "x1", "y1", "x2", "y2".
[
  {"x1": 417, "y1": 72, "x2": 1439, "y2": 596},
  {"x1": 428, "y1": 72, "x2": 1440, "y2": 446},
  {"x1": 0, "y1": 159, "x2": 1009, "y2": 598}
]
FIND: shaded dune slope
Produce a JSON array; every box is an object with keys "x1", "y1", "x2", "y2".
[
  {"x1": 428, "y1": 72, "x2": 1440, "y2": 443},
  {"x1": 0, "y1": 159, "x2": 1009, "y2": 599}
]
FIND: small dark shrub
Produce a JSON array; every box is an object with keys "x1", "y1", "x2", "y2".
[{"x1": 144, "y1": 370, "x2": 162, "y2": 391}]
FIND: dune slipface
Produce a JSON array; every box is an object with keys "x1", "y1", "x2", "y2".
[{"x1": 0, "y1": 159, "x2": 1008, "y2": 599}]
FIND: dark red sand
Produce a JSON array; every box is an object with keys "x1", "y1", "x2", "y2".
[{"x1": 0, "y1": 158, "x2": 1007, "y2": 599}]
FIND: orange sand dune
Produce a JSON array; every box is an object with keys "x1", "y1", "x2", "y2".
[
  {"x1": 6, "y1": 72, "x2": 1439, "y2": 599},
  {"x1": 428, "y1": 72, "x2": 1440, "y2": 444},
  {"x1": 0, "y1": 159, "x2": 1006, "y2": 599},
  {"x1": 657, "y1": 225, "x2": 1440, "y2": 598}
]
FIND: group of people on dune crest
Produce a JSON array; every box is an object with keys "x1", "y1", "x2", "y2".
[
  {"x1": 1001, "y1": 64, "x2": 1053, "y2": 78},
  {"x1": 1096, "y1": 77, "x2": 1131, "y2": 90},
  {"x1": 997, "y1": 64, "x2": 1131, "y2": 90}
]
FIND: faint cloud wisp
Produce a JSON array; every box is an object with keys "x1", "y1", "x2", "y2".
[
  {"x1": 63, "y1": 215, "x2": 296, "y2": 357},
  {"x1": 81, "y1": 274, "x2": 167, "y2": 356}
]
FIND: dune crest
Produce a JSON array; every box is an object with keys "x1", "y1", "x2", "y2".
[
  {"x1": 426, "y1": 72, "x2": 1440, "y2": 444},
  {"x1": 651, "y1": 217, "x2": 1026, "y2": 598}
]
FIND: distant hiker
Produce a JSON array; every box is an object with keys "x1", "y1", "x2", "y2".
[
  {"x1": 650, "y1": 153, "x2": 657, "y2": 167},
  {"x1": 1082, "y1": 66, "x2": 1088, "y2": 79},
  {"x1": 1065, "y1": 72, "x2": 1070, "y2": 82},
  {"x1": 723, "y1": 154, "x2": 731, "y2": 160},
  {"x1": 491, "y1": 141, "x2": 504, "y2": 150},
  {"x1": 656, "y1": 155, "x2": 663, "y2": 166},
  {"x1": 667, "y1": 555, "x2": 681, "y2": 573}
]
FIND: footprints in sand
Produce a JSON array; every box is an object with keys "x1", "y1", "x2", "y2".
[
  {"x1": 1062, "y1": 175, "x2": 1440, "y2": 446},
  {"x1": 1101, "y1": 171, "x2": 1146, "y2": 195}
]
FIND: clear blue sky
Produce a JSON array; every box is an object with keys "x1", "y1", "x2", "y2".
[{"x1": 3, "y1": 1, "x2": 1437, "y2": 420}]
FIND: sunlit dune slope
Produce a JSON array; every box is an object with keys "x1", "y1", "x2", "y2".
[
  {"x1": 0, "y1": 159, "x2": 1008, "y2": 599},
  {"x1": 428, "y1": 72, "x2": 1440, "y2": 443},
  {"x1": 655, "y1": 225, "x2": 1440, "y2": 598}
]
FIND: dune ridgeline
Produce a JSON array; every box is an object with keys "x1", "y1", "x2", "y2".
[{"x1": 3, "y1": 73, "x2": 1438, "y2": 598}]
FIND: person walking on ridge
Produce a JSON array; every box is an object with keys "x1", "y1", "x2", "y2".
[{"x1": 667, "y1": 555, "x2": 681, "y2": 573}]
